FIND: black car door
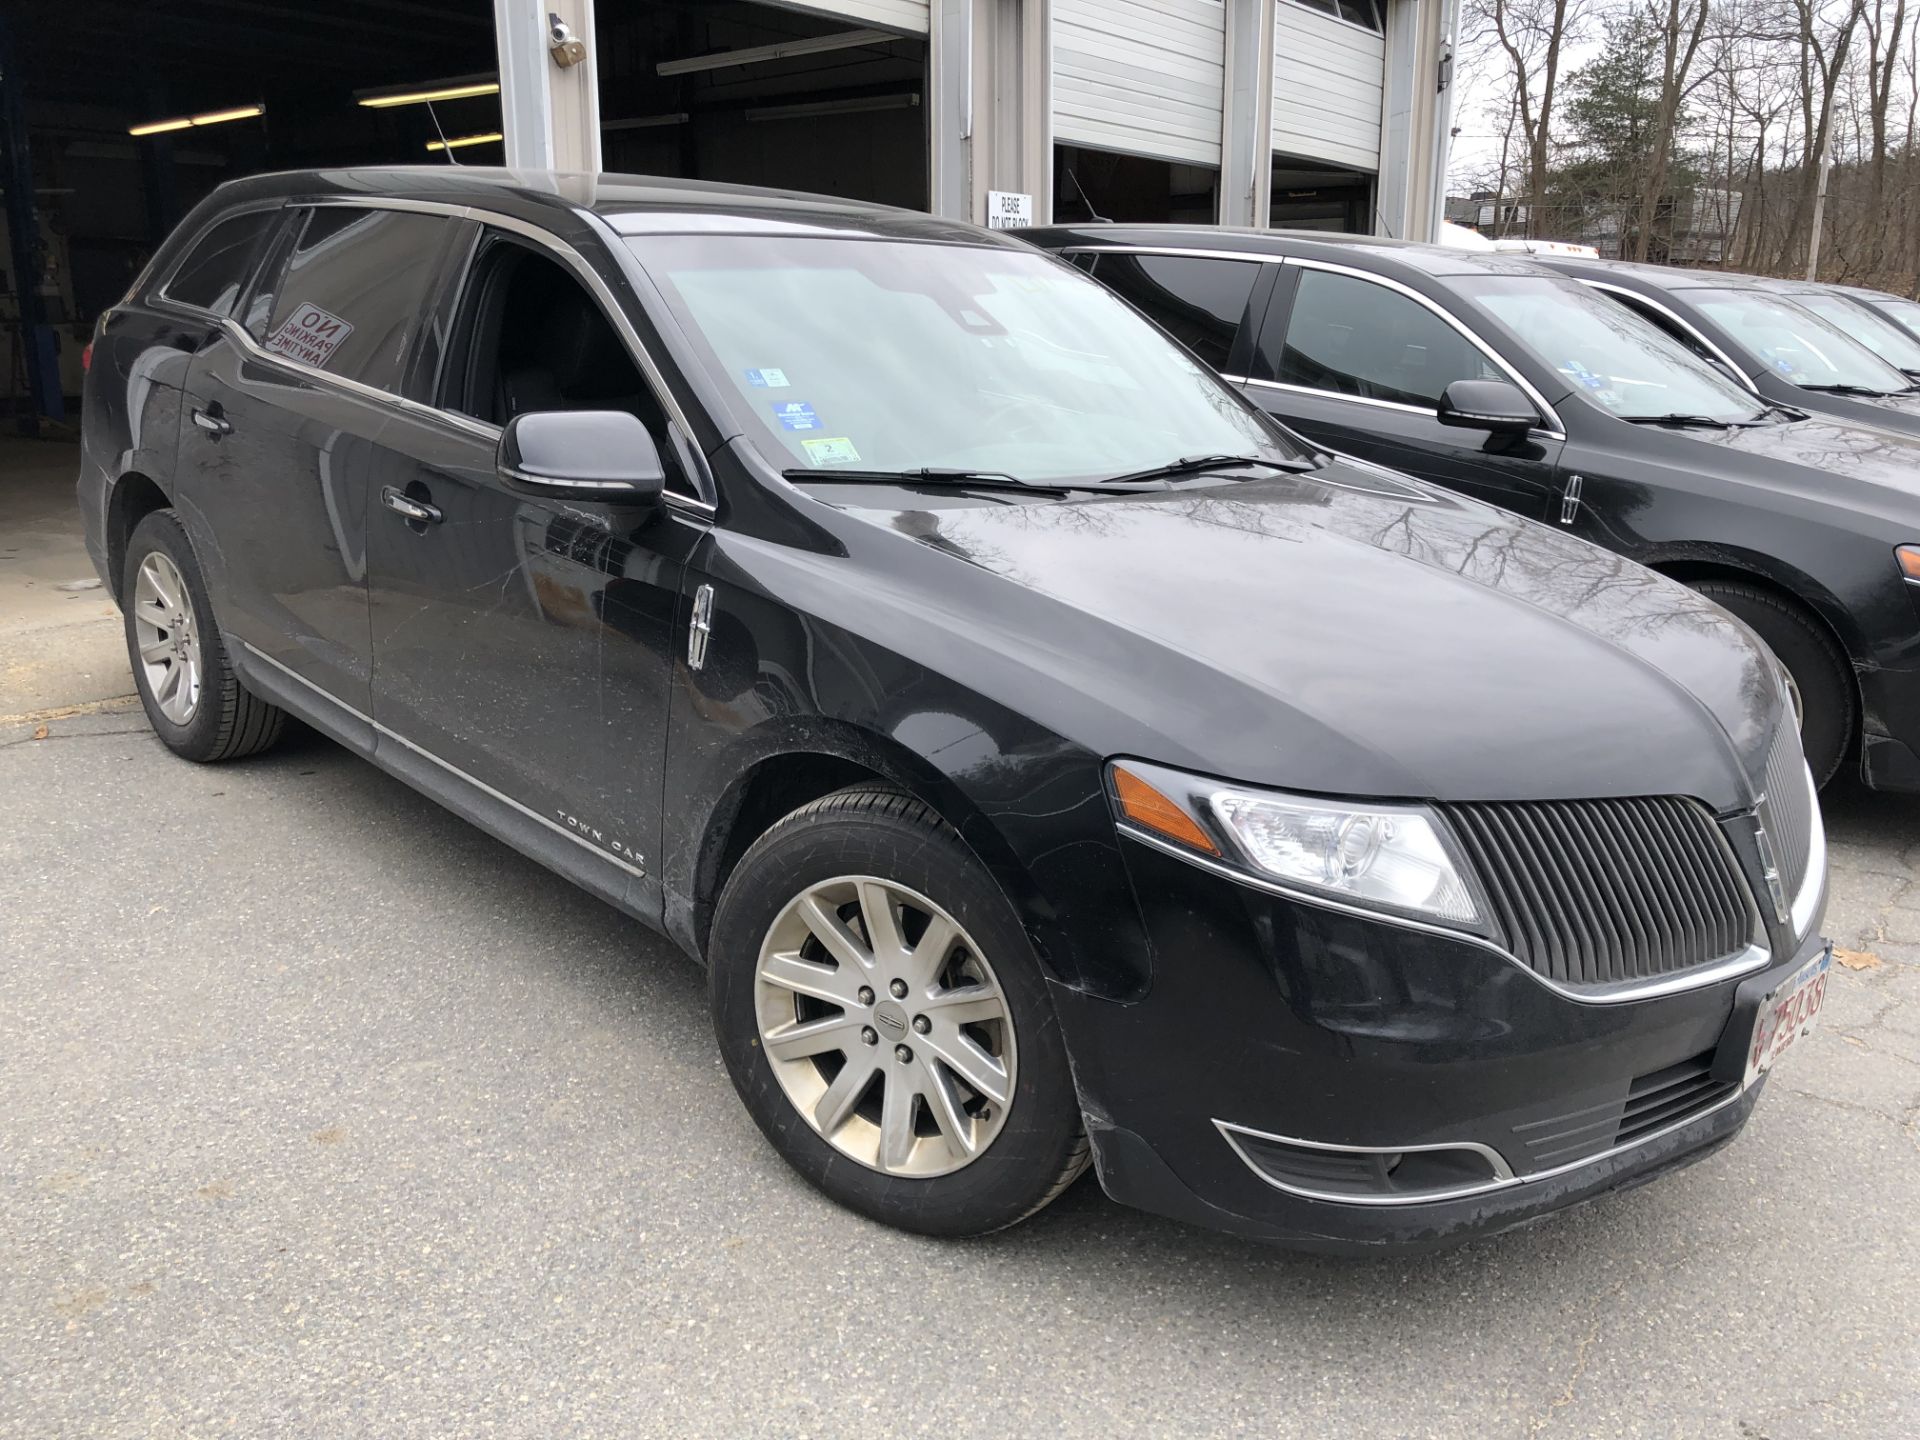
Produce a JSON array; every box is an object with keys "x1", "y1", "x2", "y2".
[
  {"x1": 173, "y1": 203, "x2": 462, "y2": 732},
  {"x1": 1240, "y1": 262, "x2": 1566, "y2": 522},
  {"x1": 363, "y1": 223, "x2": 709, "y2": 916}
]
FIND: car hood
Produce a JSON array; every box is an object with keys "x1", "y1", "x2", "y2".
[
  {"x1": 1693, "y1": 413, "x2": 1920, "y2": 525},
  {"x1": 801, "y1": 461, "x2": 1782, "y2": 809}
]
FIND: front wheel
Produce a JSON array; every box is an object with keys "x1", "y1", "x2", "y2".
[
  {"x1": 709, "y1": 787, "x2": 1089, "y2": 1236},
  {"x1": 1689, "y1": 579, "x2": 1852, "y2": 787}
]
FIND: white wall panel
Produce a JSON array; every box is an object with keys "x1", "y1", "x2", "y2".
[
  {"x1": 1272, "y1": 4, "x2": 1384, "y2": 171},
  {"x1": 1054, "y1": 0, "x2": 1227, "y2": 167}
]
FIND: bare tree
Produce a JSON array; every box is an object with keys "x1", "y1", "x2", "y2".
[{"x1": 1469, "y1": 0, "x2": 1592, "y2": 232}]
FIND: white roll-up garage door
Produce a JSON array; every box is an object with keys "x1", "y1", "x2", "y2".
[
  {"x1": 1053, "y1": 0, "x2": 1227, "y2": 167},
  {"x1": 760, "y1": 1, "x2": 930, "y2": 36},
  {"x1": 1273, "y1": 4, "x2": 1383, "y2": 171}
]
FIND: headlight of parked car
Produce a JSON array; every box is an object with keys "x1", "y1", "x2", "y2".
[{"x1": 1108, "y1": 759, "x2": 1483, "y2": 929}]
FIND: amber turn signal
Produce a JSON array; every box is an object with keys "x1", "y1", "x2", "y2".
[
  {"x1": 1897, "y1": 545, "x2": 1920, "y2": 581},
  {"x1": 1112, "y1": 765, "x2": 1219, "y2": 855}
]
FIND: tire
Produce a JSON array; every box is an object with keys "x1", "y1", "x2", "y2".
[
  {"x1": 122, "y1": 510, "x2": 286, "y2": 763},
  {"x1": 710, "y1": 786, "x2": 1090, "y2": 1237},
  {"x1": 1689, "y1": 579, "x2": 1852, "y2": 787}
]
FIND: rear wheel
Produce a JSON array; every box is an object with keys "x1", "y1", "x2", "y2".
[
  {"x1": 1689, "y1": 579, "x2": 1852, "y2": 787},
  {"x1": 710, "y1": 787, "x2": 1089, "y2": 1236},
  {"x1": 122, "y1": 510, "x2": 285, "y2": 762}
]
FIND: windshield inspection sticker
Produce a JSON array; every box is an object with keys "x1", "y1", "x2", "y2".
[
  {"x1": 744, "y1": 367, "x2": 790, "y2": 388},
  {"x1": 803, "y1": 436, "x2": 861, "y2": 466},
  {"x1": 773, "y1": 400, "x2": 823, "y2": 431},
  {"x1": 264, "y1": 303, "x2": 354, "y2": 369}
]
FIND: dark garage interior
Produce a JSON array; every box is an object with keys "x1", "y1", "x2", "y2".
[{"x1": 1, "y1": 0, "x2": 928, "y2": 426}]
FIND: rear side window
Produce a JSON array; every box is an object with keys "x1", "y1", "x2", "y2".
[
  {"x1": 250, "y1": 206, "x2": 450, "y2": 393},
  {"x1": 1093, "y1": 253, "x2": 1259, "y2": 371},
  {"x1": 160, "y1": 210, "x2": 278, "y2": 315},
  {"x1": 1259, "y1": 268, "x2": 1499, "y2": 407}
]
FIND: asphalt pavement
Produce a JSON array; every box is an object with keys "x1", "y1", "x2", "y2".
[{"x1": 2, "y1": 438, "x2": 1916, "y2": 1437}]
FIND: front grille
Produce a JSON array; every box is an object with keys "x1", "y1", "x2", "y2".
[
  {"x1": 1513, "y1": 1048, "x2": 1737, "y2": 1171},
  {"x1": 1761, "y1": 724, "x2": 1814, "y2": 904},
  {"x1": 1444, "y1": 795, "x2": 1752, "y2": 990}
]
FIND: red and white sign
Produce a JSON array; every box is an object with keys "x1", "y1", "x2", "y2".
[{"x1": 265, "y1": 303, "x2": 355, "y2": 369}]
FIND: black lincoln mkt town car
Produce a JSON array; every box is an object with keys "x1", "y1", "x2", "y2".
[
  {"x1": 79, "y1": 170, "x2": 1830, "y2": 1250},
  {"x1": 1023, "y1": 222, "x2": 1920, "y2": 797}
]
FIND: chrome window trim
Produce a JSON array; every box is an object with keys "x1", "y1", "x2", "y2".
[
  {"x1": 1233, "y1": 374, "x2": 1447, "y2": 423},
  {"x1": 1216, "y1": 1065, "x2": 1752, "y2": 1208},
  {"x1": 1054, "y1": 243, "x2": 1306, "y2": 268},
  {"x1": 1117, "y1": 821, "x2": 1772, "y2": 1005},
  {"x1": 1276, "y1": 255, "x2": 1568, "y2": 435},
  {"x1": 1055, "y1": 244, "x2": 1567, "y2": 440},
  {"x1": 240, "y1": 642, "x2": 648, "y2": 881},
  {"x1": 1575, "y1": 278, "x2": 1762, "y2": 394},
  {"x1": 239, "y1": 195, "x2": 716, "y2": 511}
]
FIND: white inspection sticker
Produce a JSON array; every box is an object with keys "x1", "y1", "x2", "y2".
[
  {"x1": 265, "y1": 303, "x2": 355, "y2": 368},
  {"x1": 802, "y1": 436, "x2": 861, "y2": 466}
]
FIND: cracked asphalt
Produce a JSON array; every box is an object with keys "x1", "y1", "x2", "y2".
[{"x1": 3, "y1": 443, "x2": 1918, "y2": 1437}]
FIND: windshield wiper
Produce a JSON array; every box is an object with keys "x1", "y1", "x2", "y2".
[
  {"x1": 782, "y1": 466, "x2": 1092, "y2": 495},
  {"x1": 1094, "y1": 453, "x2": 1315, "y2": 485},
  {"x1": 1799, "y1": 383, "x2": 1898, "y2": 397},
  {"x1": 1620, "y1": 413, "x2": 1744, "y2": 429}
]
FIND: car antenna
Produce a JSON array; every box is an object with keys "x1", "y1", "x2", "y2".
[
  {"x1": 425, "y1": 100, "x2": 461, "y2": 165},
  {"x1": 1066, "y1": 168, "x2": 1110, "y2": 223}
]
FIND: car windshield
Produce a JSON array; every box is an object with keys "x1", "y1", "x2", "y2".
[
  {"x1": 625, "y1": 235, "x2": 1306, "y2": 483},
  {"x1": 1685, "y1": 287, "x2": 1913, "y2": 391},
  {"x1": 1867, "y1": 292, "x2": 1920, "y2": 336},
  {"x1": 1794, "y1": 290, "x2": 1920, "y2": 371},
  {"x1": 1457, "y1": 274, "x2": 1762, "y2": 422}
]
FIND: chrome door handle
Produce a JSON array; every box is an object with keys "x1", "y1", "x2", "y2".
[
  {"x1": 381, "y1": 486, "x2": 443, "y2": 525},
  {"x1": 191, "y1": 408, "x2": 232, "y2": 437}
]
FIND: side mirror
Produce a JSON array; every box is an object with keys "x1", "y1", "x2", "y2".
[
  {"x1": 1437, "y1": 379, "x2": 1539, "y2": 436},
  {"x1": 498, "y1": 410, "x2": 666, "y2": 501}
]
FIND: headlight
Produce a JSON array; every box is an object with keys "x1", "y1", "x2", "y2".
[{"x1": 1110, "y1": 760, "x2": 1482, "y2": 927}]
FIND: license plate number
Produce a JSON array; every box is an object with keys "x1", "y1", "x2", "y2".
[{"x1": 1744, "y1": 948, "x2": 1831, "y2": 1088}]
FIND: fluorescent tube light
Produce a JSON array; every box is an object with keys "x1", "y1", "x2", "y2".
[
  {"x1": 425, "y1": 131, "x2": 504, "y2": 152},
  {"x1": 130, "y1": 104, "x2": 264, "y2": 137},
  {"x1": 358, "y1": 76, "x2": 500, "y2": 109}
]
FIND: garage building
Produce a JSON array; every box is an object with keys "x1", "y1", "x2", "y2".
[{"x1": 2, "y1": 0, "x2": 1460, "y2": 428}]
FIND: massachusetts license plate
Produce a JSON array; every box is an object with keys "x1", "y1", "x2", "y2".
[{"x1": 1744, "y1": 948, "x2": 1831, "y2": 1088}]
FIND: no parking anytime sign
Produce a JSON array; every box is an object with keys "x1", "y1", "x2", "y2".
[{"x1": 264, "y1": 303, "x2": 354, "y2": 369}]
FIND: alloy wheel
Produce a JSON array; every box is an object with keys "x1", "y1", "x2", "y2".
[
  {"x1": 754, "y1": 875, "x2": 1017, "y2": 1177},
  {"x1": 132, "y1": 551, "x2": 202, "y2": 725}
]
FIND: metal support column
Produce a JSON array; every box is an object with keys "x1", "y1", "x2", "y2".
[
  {"x1": 494, "y1": 0, "x2": 601, "y2": 173},
  {"x1": 0, "y1": 15, "x2": 59, "y2": 433},
  {"x1": 1219, "y1": 0, "x2": 1275, "y2": 228},
  {"x1": 931, "y1": 0, "x2": 1051, "y2": 227}
]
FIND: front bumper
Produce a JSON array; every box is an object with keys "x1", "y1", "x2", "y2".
[{"x1": 1056, "y1": 835, "x2": 1826, "y2": 1253}]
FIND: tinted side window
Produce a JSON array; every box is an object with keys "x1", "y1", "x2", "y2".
[
  {"x1": 1095, "y1": 254, "x2": 1260, "y2": 372},
  {"x1": 1262, "y1": 268, "x2": 1497, "y2": 407},
  {"x1": 254, "y1": 207, "x2": 450, "y2": 393},
  {"x1": 161, "y1": 210, "x2": 278, "y2": 315}
]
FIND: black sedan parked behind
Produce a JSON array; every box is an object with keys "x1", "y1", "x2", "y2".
[
  {"x1": 81, "y1": 170, "x2": 1828, "y2": 1251},
  {"x1": 1022, "y1": 223, "x2": 1920, "y2": 792},
  {"x1": 1528, "y1": 255, "x2": 1920, "y2": 436}
]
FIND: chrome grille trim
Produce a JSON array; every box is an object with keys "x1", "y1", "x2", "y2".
[{"x1": 1443, "y1": 795, "x2": 1757, "y2": 991}]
